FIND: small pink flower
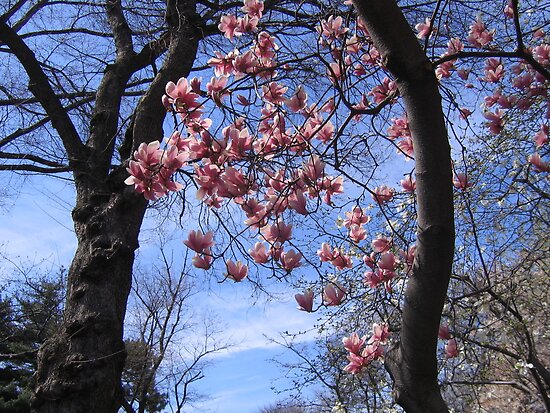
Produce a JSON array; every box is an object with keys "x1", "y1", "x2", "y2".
[
  {"x1": 369, "y1": 323, "x2": 390, "y2": 344},
  {"x1": 466, "y1": 16, "x2": 494, "y2": 48},
  {"x1": 226, "y1": 260, "x2": 248, "y2": 282},
  {"x1": 324, "y1": 283, "x2": 346, "y2": 306},
  {"x1": 280, "y1": 249, "x2": 302, "y2": 270},
  {"x1": 295, "y1": 289, "x2": 314, "y2": 312},
  {"x1": 317, "y1": 15, "x2": 348, "y2": 41},
  {"x1": 400, "y1": 175, "x2": 416, "y2": 193},
  {"x1": 534, "y1": 125, "x2": 549, "y2": 148},
  {"x1": 330, "y1": 250, "x2": 353, "y2": 270},
  {"x1": 242, "y1": 0, "x2": 264, "y2": 18},
  {"x1": 344, "y1": 352, "x2": 366, "y2": 374},
  {"x1": 285, "y1": 85, "x2": 308, "y2": 112},
  {"x1": 218, "y1": 14, "x2": 239, "y2": 39},
  {"x1": 184, "y1": 230, "x2": 215, "y2": 253},
  {"x1": 343, "y1": 333, "x2": 366, "y2": 355},
  {"x1": 372, "y1": 185, "x2": 395, "y2": 204},
  {"x1": 415, "y1": 17, "x2": 433, "y2": 39},
  {"x1": 372, "y1": 236, "x2": 392, "y2": 253},
  {"x1": 343, "y1": 206, "x2": 370, "y2": 228},
  {"x1": 261, "y1": 221, "x2": 293, "y2": 243},
  {"x1": 249, "y1": 242, "x2": 270, "y2": 264},
  {"x1": 317, "y1": 242, "x2": 334, "y2": 262},
  {"x1": 349, "y1": 224, "x2": 367, "y2": 244},
  {"x1": 192, "y1": 249, "x2": 213, "y2": 270}
]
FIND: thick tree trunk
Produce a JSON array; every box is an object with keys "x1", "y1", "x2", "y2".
[
  {"x1": 31, "y1": 1, "x2": 201, "y2": 411},
  {"x1": 353, "y1": 1, "x2": 455, "y2": 412}
]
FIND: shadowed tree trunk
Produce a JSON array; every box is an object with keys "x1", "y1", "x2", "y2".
[
  {"x1": 1, "y1": 1, "x2": 200, "y2": 412},
  {"x1": 353, "y1": 1, "x2": 454, "y2": 412}
]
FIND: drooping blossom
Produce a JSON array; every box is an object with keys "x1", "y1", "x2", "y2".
[
  {"x1": 295, "y1": 289, "x2": 314, "y2": 312},
  {"x1": 483, "y1": 110, "x2": 505, "y2": 135},
  {"x1": 225, "y1": 260, "x2": 249, "y2": 282},
  {"x1": 372, "y1": 185, "x2": 395, "y2": 204},
  {"x1": 285, "y1": 85, "x2": 308, "y2": 112},
  {"x1": 324, "y1": 282, "x2": 346, "y2": 306},
  {"x1": 184, "y1": 230, "x2": 215, "y2": 253},
  {"x1": 348, "y1": 224, "x2": 367, "y2": 244}
]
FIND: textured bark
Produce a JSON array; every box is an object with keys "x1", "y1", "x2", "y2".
[
  {"x1": 25, "y1": 1, "x2": 202, "y2": 412},
  {"x1": 353, "y1": 1, "x2": 454, "y2": 412}
]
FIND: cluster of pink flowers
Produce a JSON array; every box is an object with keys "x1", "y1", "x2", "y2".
[
  {"x1": 124, "y1": 141, "x2": 188, "y2": 201},
  {"x1": 343, "y1": 324, "x2": 390, "y2": 374}
]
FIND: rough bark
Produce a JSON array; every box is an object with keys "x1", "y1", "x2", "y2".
[
  {"x1": 15, "y1": 1, "x2": 203, "y2": 412},
  {"x1": 353, "y1": 1, "x2": 455, "y2": 412}
]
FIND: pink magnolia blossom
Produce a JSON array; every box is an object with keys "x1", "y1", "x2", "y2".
[
  {"x1": 344, "y1": 206, "x2": 370, "y2": 228},
  {"x1": 281, "y1": 249, "x2": 302, "y2": 270},
  {"x1": 345, "y1": 34, "x2": 362, "y2": 54},
  {"x1": 372, "y1": 185, "x2": 395, "y2": 204},
  {"x1": 466, "y1": 16, "x2": 494, "y2": 48},
  {"x1": 164, "y1": 77, "x2": 202, "y2": 121},
  {"x1": 184, "y1": 230, "x2": 215, "y2": 253},
  {"x1": 400, "y1": 175, "x2": 416, "y2": 192},
  {"x1": 370, "y1": 323, "x2": 390, "y2": 344},
  {"x1": 208, "y1": 50, "x2": 238, "y2": 77},
  {"x1": 415, "y1": 17, "x2": 432, "y2": 39},
  {"x1": 235, "y1": 15, "x2": 259, "y2": 35},
  {"x1": 218, "y1": 14, "x2": 239, "y2": 39},
  {"x1": 378, "y1": 252, "x2": 397, "y2": 272},
  {"x1": 483, "y1": 110, "x2": 505, "y2": 135},
  {"x1": 445, "y1": 338, "x2": 459, "y2": 358},
  {"x1": 330, "y1": 249, "x2": 353, "y2": 270},
  {"x1": 254, "y1": 31, "x2": 279, "y2": 61},
  {"x1": 295, "y1": 289, "x2": 314, "y2": 312},
  {"x1": 369, "y1": 77, "x2": 397, "y2": 104},
  {"x1": 226, "y1": 260, "x2": 249, "y2": 282},
  {"x1": 192, "y1": 248, "x2": 213, "y2": 270},
  {"x1": 364, "y1": 269, "x2": 384, "y2": 288},
  {"x1": 528, "y1": 153, "x2": 550, "y2": 172},
  {"x1": 348, "y1": 224, "x2": 367, "y2": 244},
  {"x1": 242, "y1": 0, "x2": 264, "y2": 18},
  {"x1": 262, "y1": 82, "x2": 288, "y2": 104},
  {"x1": 363, "y1": 252, "x2": 376, "y2": 269},
  {"x1": 483, "y1": 58, "x2": 504, "y2": 83},
  {"x1": 261, "y1": 221, "x2": 293, "y2": 243},
  {"x1": 288, "y1": 190, "x2": 308, "y2": 215},
  {"x1": 453, "y1": 173, "x2": 473, "y2": 190},
  {"x1": 397, "y1": 137, "x2": 415, "y2": 159},
  {"x1": 249, "y1": 242, "x2": 270, "y2": 264},
  {"x1": 343, "y1": 333, "x2": 367, "y2": 355},
  {"x1": 285, "y1": 85, "x2": 308, "y2": 112},
  {"x1": 321, "y1": 176, "x2": 344, "y2": 204},
  {"x1": 344, "y1": 352, "x2": 367, "y2": 374},
  {"x1": 317, "y1": 15, "x2": 348, "y2": 41},
  {"x1": 323, "y1": 283, "x2": 346, "y2": 306},
  {"x1": 399, "y1": 245, "x2": 416, "y2": 270},
  {"x1": 387, "y1": 115, "x2": 410, "y2": 140},
  {"x1": 504, "y1": 1, "x2": 514, "y2": 18},
  {"x1": 372, "y1": 236, "x2": 392, "y2": 253},
  {"x1": 317, "y1": 242, "x2": 334, "y2": 262}
]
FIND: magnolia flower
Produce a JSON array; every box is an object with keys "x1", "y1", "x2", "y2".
[
  {"x1": 184, "y1": 230, "x2": 215, "y2": 253},
  {"x1": 343, "y1": 332, "x2": 367, "y2": 355},
  {"x1": 225, "y1": 260, "x2": 248, "y2": 282},
  {"x1": 445, "y1": 338, "x2": 459, "y2": 358},
  {"x1": 323, "y1": 283, "x2": 346, "y2": 306},
  {"x1": 295, "y1": 289, "x2": 314, "y2": 312}
]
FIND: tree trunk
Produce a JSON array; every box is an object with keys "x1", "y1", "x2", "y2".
[
  {"x1": 353, "y1": 1, "x2": 455, "y2": 412},
  {"x1": 31, "y1": 1, "x2": 201, "y2": 411}
]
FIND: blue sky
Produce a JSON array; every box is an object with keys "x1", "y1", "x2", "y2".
[{"x1": 0, "y1": 175, "x2": 321, "y2": 413}]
